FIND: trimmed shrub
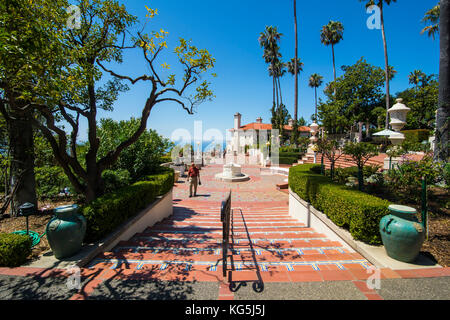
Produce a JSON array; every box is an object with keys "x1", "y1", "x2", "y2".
[
  {"x1": 279, "y1": 152, "x2": 302, "y2": 159},
  {"x1": 333, "y1": 166, "x2": 380, "y2": 184},
  {"x1": 280, "y1": 147, "x2": 300, "y2": 153},
  {"x1": 81, "y1": 167, "x2": 174, "y2": 243},
  {"x1": 102, "y1": 169, "x2": 132, "y2": 194},
  {"x1": 279, "y1": 156, "x2": 298, "y2": 165},
  {"x1": 289, "y1": 164, "x2": 390, "y2": 245},
  {"x1": 0, "y1": 233, "x2": 32, "y2": 267}
]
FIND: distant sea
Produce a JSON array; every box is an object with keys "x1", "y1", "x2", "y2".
[{"x1": 166, "y1": 140, "x2": 228, "y2": 153}]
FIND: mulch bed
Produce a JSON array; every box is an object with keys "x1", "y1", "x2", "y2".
[
  {"x1": 0, "y1": 199, "x2": 75, "y2": 261},
  {"x1": 370, "y1": 186, "x2": 449, "y2": 267}
]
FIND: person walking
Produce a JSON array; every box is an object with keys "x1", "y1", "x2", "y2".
[{"x1": 188, "y1": 162, "x2": 201, "y2": 197}]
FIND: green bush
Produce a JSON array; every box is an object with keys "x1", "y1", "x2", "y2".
[
  {"x1": 289, "y1": 164, "x2": 390, "y2": 245},
  {"x1": 279, "y1": 152, "x2": 302, "y2": 159},
  {"x1": 333, "y1": 166, "x2": 380, "y2": 184},
  {"x1": 444, "y1": 163, "x2": 450, "y2": 187},
  {"x1": 159, "y1": 155, "x2": 173, "y2": 164},
  {"x1": 280, "y1": 147, "x2": 300, "y2": 153},
  {"x1": 0, "y1": 233, "x2": 32, "y2": 267},
  {"x1": 81, "y1": 167, "x2": 174, "y2": 243},
  {"x1": 35, "y1": 166, "x2": 72, "y2": 199},
  {"x1": 402, "y1": 129, "x2": 431, "y2": 144},
  {"x1": 279, "y1": 156, "x2": 298, "y2": 165},
  {"x1": 102, "y1": 169, "x2": 132, "y2": 194}
]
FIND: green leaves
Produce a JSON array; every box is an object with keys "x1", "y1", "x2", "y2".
[
  {"x1": 96, "y1": 118, "x2": 172, "y2": 180},
  {"x1": 320, "y1": 20, "x2": 344, "y2": 46},
  {"x1": 318, "y1": 58, "x2": 388, "y2": 131}
]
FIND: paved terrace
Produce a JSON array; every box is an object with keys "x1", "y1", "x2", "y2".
[{"x1": 0, "y1": 164, "x2": 449, "y2": 300}]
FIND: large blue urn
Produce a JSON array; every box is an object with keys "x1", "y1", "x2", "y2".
[
  {"x1": 46, "y1": 204, "x2": 86, "y2": 259},
  {"x1": 379, "y1": 204, "x2": 425, "y2": 263}
]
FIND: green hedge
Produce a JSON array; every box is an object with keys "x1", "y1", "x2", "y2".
[
  {"x1": 81, "y1": 167, "x2": 174, "y2": 243},
  {"x1": 289, "y1": 164, "x2": 390, "y2": 245},
  {"x1": 279, "y1": 152, "x2": 302, "y2": 159},
  {"x1": 0, "y1": 233, "x2": 32, "y2": 267},
  {"x1": 279, "y1": 156, "x2": 298, "y2": 165}
]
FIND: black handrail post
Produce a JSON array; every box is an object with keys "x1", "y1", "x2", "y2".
[{"x1": 221, "y1": 190, "x2": 232, "y2": 278}]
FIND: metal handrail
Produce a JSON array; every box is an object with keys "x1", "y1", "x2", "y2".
[{"x1": 221, "y1": 190, "x2": 232, "y2": 277}]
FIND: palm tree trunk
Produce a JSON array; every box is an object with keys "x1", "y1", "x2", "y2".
[
  {"x1": 273, "y1": 75, "x2": 276, "y2": 109},
  {"x1": 435, "y1": 0, "x2": 449, "y2": 162},
  {"x1": 380, "y1": 2, "x2": 391, "y2": 129},
  {"x1": 294, "y1": 0, "x2": 298, "y2": 122},
  {"x1": 278, "y1": 76, "x2": 283, "y2": 106},
  {"x1": 332, "y1": 43, "x2": 337, "y2": 96},
  {"x1": 314, "y1": 86, "x2": 318, "y2": 120},
  {"x1": 275, "y1": 75, "x2": 280, "y2": 109}
]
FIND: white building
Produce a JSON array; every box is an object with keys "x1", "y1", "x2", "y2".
[{"x1": 228, "y1": 113, "x2": 311, "y2": 153}]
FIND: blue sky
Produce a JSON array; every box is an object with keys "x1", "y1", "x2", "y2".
[{"x1": 84, "y1": 0, "x2": 440, "y2": 143}]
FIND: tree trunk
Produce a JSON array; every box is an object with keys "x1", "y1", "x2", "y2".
[
  {"x1": 331, "y1": 43, "x2": 337, "y2": 97},
  {"x1": 7, "y1": 109, "x2": 37, "y2": 213},
  {"x1": 294, "y1": 0, "x2": 298, "y2": 122},
  {"x1": 314, "y1": 87, "x2": 318, "y2": 120},
  {"x1": 278, "y1": 76, "x2": 283, "y2": 106},
  {"x1": 380, "y1": 3, "x2": 391, "y2": 129},
  {"x1": 435, "y1": 0, "x2": 449, "y2": 163}
]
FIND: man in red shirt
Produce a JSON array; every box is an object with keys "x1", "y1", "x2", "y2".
[{"x1": 188, "y1": 162, "x2": 201, "y2": 197}]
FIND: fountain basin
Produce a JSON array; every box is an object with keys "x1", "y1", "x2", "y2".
[{"x1": 215, "y1": 163, "x2": 250, "y2": 182}]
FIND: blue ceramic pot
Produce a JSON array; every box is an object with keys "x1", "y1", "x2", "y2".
[
  {"x1": 46, "y1": 204, "x2": 86, "y2": 260},
  {"x1": 379, "y1": 204, "x2": 425, "y2": 263}
]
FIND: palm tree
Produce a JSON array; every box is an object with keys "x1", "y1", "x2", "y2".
[
  {"x1": 308, "y1": 73, "x2": 324, "y2": 121},
  {"x1": 320, "y1": 20, "x2": 344, "y2": 94},
  {"x1": 293, "y1": 0, "x2": 299, "y2": 124},
  {"x1": 360, "y1": 0, "x2": 397, "y2": 129},
  {"x1": 259, "y1": 26, "x2": 283, "y2": 111},
  {"x1": 435, "y1": 0, "x2": 449, "y2": 162},
  {"x1": 421, "y1": 2, "x2": 440, "y2": 40},
  {"x1": 408, "y1": 70, "x2": 426, "y2": 86}
]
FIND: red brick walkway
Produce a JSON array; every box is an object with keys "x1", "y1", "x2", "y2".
[
  {"x1": 2, "y1": 164, "x2": 447, "y2": 300},
  {"x1": 76, "y1": 164, "x2": 450, "y2": 300}
]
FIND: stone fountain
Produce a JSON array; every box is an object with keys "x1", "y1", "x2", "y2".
[{"x1": 215, "y1": 163, "x2": 250, "y2": 182}]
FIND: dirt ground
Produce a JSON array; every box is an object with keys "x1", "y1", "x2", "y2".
[{"x1": 0, "y1": 199, "x2": 74, "y2": 261}]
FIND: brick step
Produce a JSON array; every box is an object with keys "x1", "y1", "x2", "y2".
[
  {"x1": 121, "y1": 237, "x2": 342, "y2": 248},
  {"x1": 87, "y1": 256, "x2": 370, "y2": 273},
  {"x1": 112, "y1": 245, "x2": 350, "y2": 256},
  {"x1": 95, "y1": 250, "x2": 364, "y2": 264},
  {"x1": 167, "y1": 216, "x2": 298, "y2": 222},
  {"x1": 173, "y1": 209, "x2": 290, "y2": 214},
  {"x1": 148, "y1": 225, "x2": 312, "y2": 234},
  {"x1": 154, "y1": 221, "x2": 307, "y2": 228},
  {"x1": 135, "y1": 231, "x2": 328, "y2": 240}
]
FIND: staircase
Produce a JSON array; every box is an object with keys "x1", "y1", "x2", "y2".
[
  {"x1": 297, "y1": 152, "x2": 386, "y2": 170},
  {"x1": 86, "y1": 201, "x2": 371, "y2": 282}
]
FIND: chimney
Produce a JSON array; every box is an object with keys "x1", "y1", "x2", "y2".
[
  {"x1": 256, "y1": 117, "x2": 262, "y2": 124},
  {"x1": 288, "y1": 118, "x2": 294, "y2": 127},
  {"x1": 234, "y1": 113, "x2": 241, "y2": 130}
]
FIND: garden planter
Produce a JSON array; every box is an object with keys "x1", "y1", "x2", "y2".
[
  {"x1": 380, "y1": 204, "x2": 425, "y2": 263},
  {"x1": 46, "y1": 204, "x2": 86, "y2": 260}
]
